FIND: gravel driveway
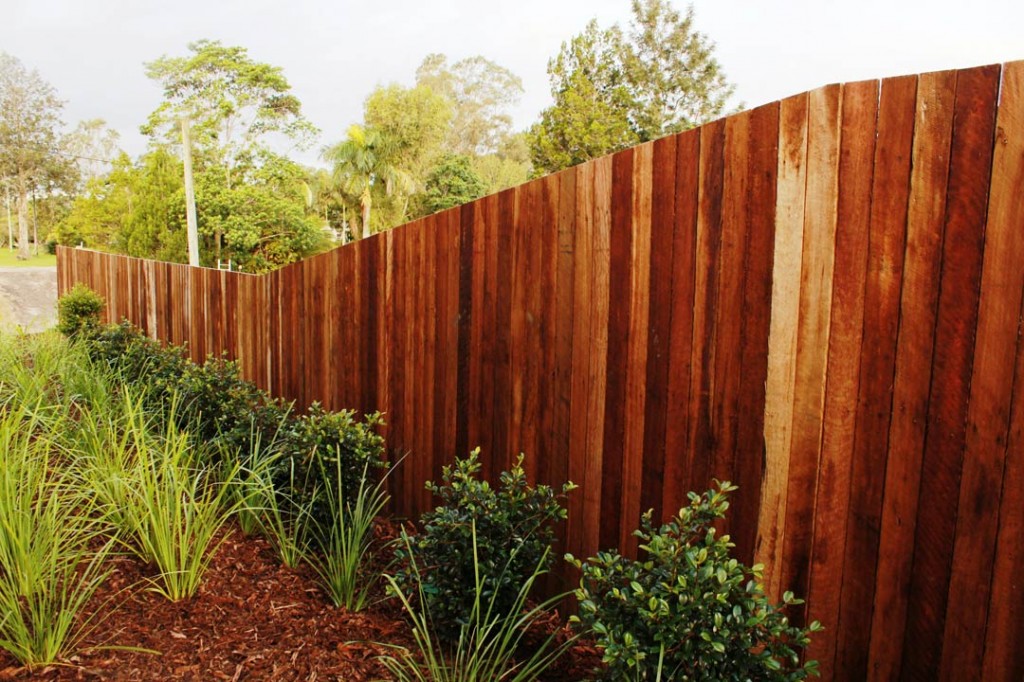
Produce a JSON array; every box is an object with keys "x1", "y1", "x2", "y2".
[{"x1": 0, "y1": 266, "x2": 58, "y2": 333}]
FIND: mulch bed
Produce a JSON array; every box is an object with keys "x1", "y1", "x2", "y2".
[{"x1": 0, "y1": 521, "x2": 602, "y2": 681}]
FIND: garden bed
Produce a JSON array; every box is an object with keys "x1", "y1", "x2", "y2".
[{"x1": 0, "y1": 522, "x2": 599, "y2": 681}]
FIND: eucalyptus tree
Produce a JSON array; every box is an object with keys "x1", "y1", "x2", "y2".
[
  {"x1": 141, "y1": 40, "x2": 318, "y2": 259},
  {"x1": 415, "y1": 54, "x2": 524, "y2": 157},
  {"x1": 0, "y1": 53, "x2": 75, "y2": 259}
]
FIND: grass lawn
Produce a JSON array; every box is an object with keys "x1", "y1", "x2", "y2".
[{"x1": 0, "y1": 248, "x2": 56, "y2": 267}]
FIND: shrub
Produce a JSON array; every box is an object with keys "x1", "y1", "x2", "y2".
[
  {"x1": 382, "y1": 522, "x2": 575, "y2": 682},
  {"x1": 275, "y1": 404, "x2": 387, "y2": 535},
  {"x1": 174, "y1": 356, "x2": 271, "y2": 453},
  {"x1": 57, "y1": 284, "x2": 104, "y2": 338},
  {"x1": 568, "y1": 481, "x2": 822, "y2": 681},
  {"x1": 394, "y1": 449, "x2": 575, "y2": 641}
]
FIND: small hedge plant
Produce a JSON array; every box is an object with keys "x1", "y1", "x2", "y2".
[
  {"x1": 66, "y1": 316, "x2": 388, "y2": 550},
  {"x1": 568, "y1": 481, "x2": 821, "y2": 681},
  {"x1": 57, "y1": 284, "x2": 104, "y2": 338},
  {"x1": 394, "y1": 448, "x2": 575, "y2": 641}
]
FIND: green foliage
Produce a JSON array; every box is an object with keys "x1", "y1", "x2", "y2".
[
  {"x1": 277, "y1": 404, "x2": 387, "y2": 533},
  {"x1": 568, "y1": 481, "x2": 821, "y2": 681},
  {"x1": 382, "y1": 523, "x2": 574, "y2": 682},
  {"x1": 394, "y1": 449, "x2": 575, "y2": 641},
  {"x1": 529, "y1": 1, "x2": 734, "y2": 173},
  {"x1": 365, "y1": 83, "x2": 452, "y2": 183},
  {"x1": 194, "y1": 151, "x2": 329, "y2": 272},
  {"x1": 81, "y1": 321, "x2": 389, "y2": 575},
  {"x1": 56, "y1": 150, "x2": 187, "y2": 259},
  {"x1": 324, "y1": 124, "x2": 414, "y2": 239},
  {"x1": 621, "y1": 0, "x2": 735, "y2": 138},
  {"x1": 78, "y1": 391, "x2": 240, "y2": 602},
  {"x1": 307, "y1": 458, "x2": 391, "y2": 611},
  {"x1": 59, "y1": 148, "x2": 328, "y2": 272},
  {"x1": 422, "y1": 154, "x2": 488, "y2": 214},
  {"x1": 529, "y1": 20, "x2": 639, "y2": 174},
  {"x1": 57, "y1": 283, "x2": 105, "y2": 338},
  {"x1": 416, "y1": 54, "x2": 525, "y2": 157},
  {"x1": 142, "y1": 39, "x2": 317, "y2": 161},
  {"x1": 0, "y1": 388, "x2": 114, "y2": 669}
]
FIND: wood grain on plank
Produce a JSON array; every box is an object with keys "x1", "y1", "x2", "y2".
[
  {"x1": 866, "y1": 68, "x2": 956, "y2": 681},
  {"x1": 661, "y1": 128, "x2": 699, "y2": 520},
  {"x1": 620, "y1": 141, "x2": 653, "y2": 556},
  {"x1": 902, "y1": 64, "x2": 999, "y2": 680},
  {"x1": 782, "y1": 84, "x2": 841, "y2": 621},
  {"x1": 980, "y1": 60, "x2": 1024, "y2": 681},
  {"x1": 641, "y1": 135, "x2": 678, "y2": 525},
  {"x1": 835, "y1": 73, "x2": 917, "y2": 681},
  {"x1": 759, "y1": 92, "x2": 809, "y2": 600},
  {"x1": 804, "y1": 77, "x2": 878, "y2": 679}
]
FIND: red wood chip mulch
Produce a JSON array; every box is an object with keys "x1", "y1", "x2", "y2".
[{"x1": 0, "y1": 521, "x2": 601, "y2": 681}]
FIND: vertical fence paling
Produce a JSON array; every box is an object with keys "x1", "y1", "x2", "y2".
[{"x1": 57, "y1": 60, "x2": 1024, "y2": 682}]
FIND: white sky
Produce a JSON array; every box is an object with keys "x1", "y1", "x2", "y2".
[{"x1": 4, "y1": 0, "x2": 1022, "y2": 166}]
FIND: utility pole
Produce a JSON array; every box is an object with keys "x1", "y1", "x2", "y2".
[{"x1": 181, "y1": 118, "x2": 200, "y2": 267}]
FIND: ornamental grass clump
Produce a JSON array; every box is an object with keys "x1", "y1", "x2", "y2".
[
  {"x1": 306, "y1": 455, "x2": 392, "y2": 611},
  {"x1": 568, "y1": 481, "x2": 822, "y2": 681},
  {"x1": 0, "y1": 406, "x2": 114, "y2": 669},
  {"x1": 80, "y1": 390, "x2": 240, "y2": 601}
]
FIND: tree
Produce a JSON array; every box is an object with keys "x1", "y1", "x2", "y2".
[
  {"x1": 142, "y1": 40, "x2": 318, "y2": 259},
  {"x1": 0, "y1": 53, "x2": 75, "y2": 259},
  {"x1": 421, "y1": 155, "x2": 487, "y2": 214},
  {"x1": 528, "y1": 21, "x2": 638, "y2": 174},
  {"x1": 194, "y1": 151, "x2": 328, "y2": 272},
  {"x1": 623, "y1": 0, "x2": 734, "y2": 137},
  {"x1": 66, "y1": 118, "x2": 121, "y2": 183},
  {"x1": 56, "y1": 150, "x2": 185, "y2": 258},
  {"x1": 416, "y1": 54, "x2": 524, "y2": 157},
  {"x1": 324, "y1": 125, "x2": 412, "y2": 240},
  {"x1": 364, "y1": 83, "x2": 451, "y2": 184},
  {"x1": 528, "y1": 1, "x2": 734, "y2": 174}
]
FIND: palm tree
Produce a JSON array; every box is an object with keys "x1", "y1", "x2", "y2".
[{"x1": 323, "y1": 125, "x2": 412, "y2": 240}]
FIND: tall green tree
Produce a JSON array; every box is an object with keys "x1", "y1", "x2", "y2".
[
  {"x1": 529, "y1": 1, "x2": 734, "y2": 174},
  {"x1": 622, "y1": 0, "x2": 734, "y2": 136},
  {"x1": 364, "y1": 84, "x2": 451, "y2": 177},
  {"x1": 142, "y1": 40, "x2": 318, "y2": 259},
  {"x1": 528, "y1": 21, "x2": 638, "y2": 175},
  {"x1": 0, "y1": 53, "x2": 75, "y2": 259},
  {"x1": 421, "y1": 154, "x2": 487, "y2": 214}
]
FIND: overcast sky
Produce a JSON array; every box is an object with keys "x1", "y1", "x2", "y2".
[{"x1": 5, "y1": 0, "x2": 1022, "y2": 167}]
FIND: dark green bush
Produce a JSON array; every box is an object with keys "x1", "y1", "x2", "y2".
[
  {"x1": 568, "y1": 481, "x2": 821, "y2": 681},
  {"x1": 87, "y1": 322, "x2": 187, "y2": 394},
  {"x1": 57, "y1": 284, "x2": 105, "y2": 338},
  {"x1": 276, "y1": 404, "x2": 386, "y2": 539},
  {"x1": 394, "y1": 449, "x2": 575, "y2": 641}
]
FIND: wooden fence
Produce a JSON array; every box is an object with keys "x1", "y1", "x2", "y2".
[{"x1": 58, "y1": 60, "x2": 1024, "y2": 681}]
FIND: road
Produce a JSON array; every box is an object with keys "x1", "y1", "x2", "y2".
[{"x1": 0, "y1": 266, "x2": 58, "y2": 333}]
